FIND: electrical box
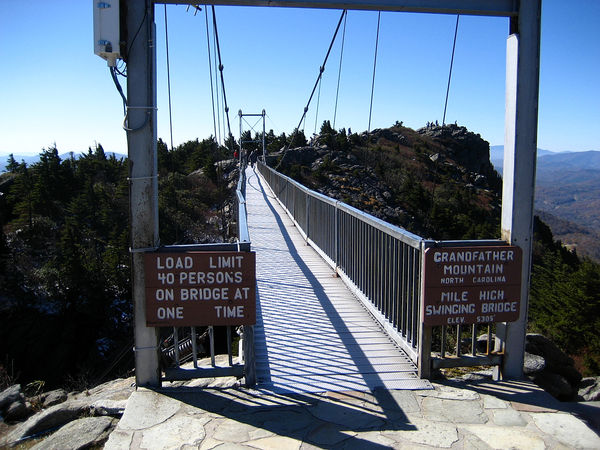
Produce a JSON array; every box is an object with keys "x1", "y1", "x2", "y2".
[{"x1": 93, "y1": 0, "x2": 121, "y2": 66}]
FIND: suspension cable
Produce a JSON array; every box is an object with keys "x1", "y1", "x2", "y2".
[
  {"x1": 367, "y1": 11, "x2": 381, "y2": 134},
  {"x1": 213, "y1": 21, "x2": 222, "y2": 146},
  {"x1": 211, "y1": 6, "x2": 233, "y2": 147},
  {"x1": 164, "y1": 5, "x2": 174, "y2": 150},
  {"x1": 333, "y1": 11, "x2": 347, "y2": 130},
  {"x1": 276, "y1": 9, "x2": 347, "y2": 169},
  {"x1": 204, "y1": 5, "x2": 218, "y2": 143},
  {"x1": 296, "y1": 9, "x2": 347, "y2": 134},
  {"x1": 313, "y1": 77, "x2": 323, "y2": 135},
  {"x1": 443, "y1": 15, "x2": 460, "y2": 126}
]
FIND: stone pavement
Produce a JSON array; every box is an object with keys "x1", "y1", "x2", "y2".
[{"x1": 105, "y1": 377, "x2": 600, "y2": 449}]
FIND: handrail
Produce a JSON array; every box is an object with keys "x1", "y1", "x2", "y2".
[
  {"x1": 236, "y1": 164, "x2": 251, "y2": 244},
  {"x1": 257, "y1": 161, "x2": 425, "y2": 363},
  {"x1": 256, "y1": 160, "x2": 509, "y2": 378}
]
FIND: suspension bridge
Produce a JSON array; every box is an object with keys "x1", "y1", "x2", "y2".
[{"x1": 94, "y1": 0, "x2": 542, "y2": 389}]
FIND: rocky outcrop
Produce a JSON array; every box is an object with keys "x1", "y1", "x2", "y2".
[
  {"x1": 578, "y1": 377, "x2": 600, "y2": 401},
  {"x1": 0, "y1": 377, "x2": 134, "y2": 448},
  {"x1": 524, "y1": 334, "x2": 582, "y2": 401},
  {"x1": 30, "y1": 416, "x2": 116, "y2": 450},
  {"x1": 0, "y1": 385, "x2": 31, "y2": 422},
  {"x1": 418, "y1": 124, "x2": 495, "y2": 178}
]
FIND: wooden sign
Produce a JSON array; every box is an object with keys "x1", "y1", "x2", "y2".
[
  {"x1": 144, "y1": 251, "x2": 256, "y2": 327},
  {"x1": 422, "y1": 246, "x2": 522, "y2": 326}
]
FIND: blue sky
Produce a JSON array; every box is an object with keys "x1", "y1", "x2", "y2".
[{"x1": 0, "y1": 0, "x2": 598, "y2": 158}]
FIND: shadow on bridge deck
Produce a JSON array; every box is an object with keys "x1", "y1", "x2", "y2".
[{"x1": 245, "y1": 167, "x2": 431, "y2": 395}]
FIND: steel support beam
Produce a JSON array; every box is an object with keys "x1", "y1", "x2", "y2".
[
  {"x1": 127, "y1": 0, "x2": 161, "y2": 388},
  {"x1": 497, "y1": 0, "x2": 542, "y2": 379},
  {"x1": 157, "y1": 0, "x2": 517, "y2": 16}
]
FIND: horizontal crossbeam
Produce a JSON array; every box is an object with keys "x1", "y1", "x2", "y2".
[{"x1": 156, "y1": 0, "x2": 517, "y2": 17}]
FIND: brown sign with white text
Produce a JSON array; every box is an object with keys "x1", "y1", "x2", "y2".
[
  {"x1": 145, "y1": 251, "x2": 256, "y2": 327},
  {"x1": 422, "y1": 246, "x2": 522, "y2": 326}
]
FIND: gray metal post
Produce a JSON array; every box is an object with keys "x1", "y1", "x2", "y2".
[
  {"x1": 127, "y1": 0, "x2": 161, "y2": 387},
  {"x1": 262, "y1": 109, "x2": 266, "y2": 161},
  {"x1": 497, "y1": 0, "x2": 541, "y2": 379},
  {"x1": 418, "y1": 240, "x2": 433, "y2": 378}
]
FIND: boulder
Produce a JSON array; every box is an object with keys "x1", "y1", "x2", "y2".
[
  {"x1": 30, "y1": 416, "x2": 116, "y2": 450},
  {"x1": 1, "y1": 400, "x2": 90, "y2": 446},
  {"x1": 4, "y1": 399, "x2": 31, "y2": 422},
  {"x1": 0, "y1": 385, "x2": 23, "y2": 411},
  {"x1": 42, "y1": 389, "x2": 68, "y2": 408},
  {"x1": 525, "y1": 334, "x2": 573, "y2": 369},
  {"x1": 530, "y1": 371, "x2": 576, "y2": 401},
  {"x1": 523, "y1": 352, "x2": 546, "y2": 375},
  {"x1": 0, "y1": 384, "x2": 31, "y2": 422},
  {"x1": 578, "y1": 377, "x2": 600, "y2": 401},
  {"x1": 524, "y1": 334, "x2": 582, "y2": 401}
]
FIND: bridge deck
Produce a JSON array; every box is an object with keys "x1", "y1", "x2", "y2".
[{"x1": 246, "y1": 167, "x2": 431, "y2": 393}]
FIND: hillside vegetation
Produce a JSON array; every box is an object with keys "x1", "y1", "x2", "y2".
[{"x1": 0, "y1": 139, "x2": 234, "y2": 388}]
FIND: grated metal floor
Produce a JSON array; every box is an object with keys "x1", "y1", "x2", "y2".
[{"x1": 245, "y1": 167, "x2": 431, "y2": 393}]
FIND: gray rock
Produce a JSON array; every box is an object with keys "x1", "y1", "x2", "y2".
[
  {"x1": 42, "y1": 389, "x2": 68, "y2": 408},
  {"x1": 476, "y1": 333, "x2": 494, "y2": 353},
  {"x1": 2, "y1": 400, "x2": 89, "y2": 445},
  {"x1": 4, "y1": 398, "x2": 31, "y2": 421},
  {"x1": 523, "y1": 351, "x2": 546, "y2": 374},
  {"x1": 530, "y1": 371, "x2": 575, "y2": 401},
  {"x1": 0, "y1": 384, "x2": 22, "y2": 411},
  {"x1": 525, "y1": 334, "x2": 572, "y2": 369},
  {"x1": 578, "y1": 377, "x2": 600, "y2": 401},
  {"x1": 30, "y1": 416, "x2": 116, "y2": 450}
]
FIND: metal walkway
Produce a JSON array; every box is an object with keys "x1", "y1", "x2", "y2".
[{"x1": 245, "y1": 167, "x2": 431, "y2": 393}]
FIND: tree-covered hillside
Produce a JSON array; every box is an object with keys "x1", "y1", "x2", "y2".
[{"x1": 0, "y1": 139, "x2": 235, "y2": 388}]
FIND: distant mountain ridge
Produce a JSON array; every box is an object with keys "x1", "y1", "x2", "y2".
[
  {"x1": 491, "y1": 146, "x2": 600, "y2": 261},
  {"x1": 0, "y1": 151, "x2": 127, "y2": 172}
]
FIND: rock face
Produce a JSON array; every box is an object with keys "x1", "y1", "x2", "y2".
[
  {"x1": 578, "y1": 377, "x2": 600, "y2": 401},
  {"x1": 524, "y1": 334, "x2": 582, "y2": 401},
  {"x1": 0, "y1": 377, "x2": 134, "y2": 448},
  {"x1": 30, "y1": 416, "x2": 116, "y2": 450},
  {"x1": 417, "y1": 124, "x2": 495, "y2": 178},
  {"x1": 0, "y1": 385, "x2": 31, "y2": 422}
]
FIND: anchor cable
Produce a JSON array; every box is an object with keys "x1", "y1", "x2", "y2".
[
  {"x1": 367, "y1": 11, "x2": 381, "y2": 134},
  {"x1": 443, "y1": 15, "x2": 460, "y2": 126}
]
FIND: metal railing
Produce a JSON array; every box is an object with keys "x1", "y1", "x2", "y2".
[
  {"x1": 159, "y1": 164, "x2": 254, "y2": 384},
  {"x1": 258, "y1": 161, "x2": 425, "y2": 366},
  {"x1": 257, "y1": 161, "x2": 506, "y2": 378}
]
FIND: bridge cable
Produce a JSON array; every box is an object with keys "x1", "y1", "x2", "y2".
[
  {"x1": 204, "y1": 6, "x2": 219, "y2": 144},
  {"x1": 313, "y1": 77, "x2": 323, "y2": 135},
  {"x1": 333, "y1": 11, "x2": 347, "y2": 130},
  {"x1": 211, "y1": 6, "x2": 233, "y2": 149},
  {"x1": 296, "y1": 10, "x2": 346, "y2": 133},
  {"x1": 275, "y1": 9, "x2": 347, "y2": 169},
  {"x1": 367, "y1": 11, "x2": 381, "y2": 134},
  {"x1": 164, "y1": 5, "x2": 174, "y2": 150},
  {"x1": 212, "y1": 13, "x2": 223, "y2": 145},
  {"x1": 442, "y1": 15, "x2": 460, "y2": 126}
]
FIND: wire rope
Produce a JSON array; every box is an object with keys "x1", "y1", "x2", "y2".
[
  {"x1": 313, "y1": 77, "x2": 323, "y2": 135},
  {"x1": 443, "y1": 15, "x2": 460, "y2": 126},
  {"x1": 212, "y1": 20, "x2": 222, "y2": 145},
  {"x1": 367, "y1": 11, "x2": 381, "y2": 134},
  {"x1": 204, "y1": 5, "x2": 218, "y2": 143},
  {"x1": 211, "y1": 6, "x2": 233, "y2": 147},
  {"x1": 275, "y1": 9, "x2": 347, "y2": 169},
  {"x1": 164, "y1": 5, "x2": 174, "y2": 150},
  {"x1": 333, "y1": 11, "x2": 347, "y2": 130}
]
